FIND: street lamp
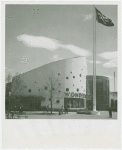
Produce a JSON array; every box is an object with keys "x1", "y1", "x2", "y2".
[{"x1": 9, "y1": 92, "x2": 11, "y2": 119}]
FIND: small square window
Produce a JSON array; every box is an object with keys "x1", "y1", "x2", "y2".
[
  {"x1": 28, "y1": 89, "x2": 31, "y2": 92},
  {"x1": 66, "y1": 88, "x2": 69, "y2": 91}
]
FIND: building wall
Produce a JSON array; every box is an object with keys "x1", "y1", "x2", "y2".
[
  {"x1": 109, "y1": 92, "x2": 117, "y2": 108},
  {"x1": 5, "y1": 82, "x2": 12, "y2": 111},
  {"x1": 86, "y1": 75, "x2": 110, "y2": 111},
  {"x1": 11, "y1": 57, "x2": 87, "y2": 110}
]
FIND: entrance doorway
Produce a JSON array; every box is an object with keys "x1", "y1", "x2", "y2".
[{"x1": 64, "y1": 98, "x2": 84, "y2": 108}]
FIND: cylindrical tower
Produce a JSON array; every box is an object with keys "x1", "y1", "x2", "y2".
[{"x1": 86, "y1": 75, "x2": 109, "y2": 111}]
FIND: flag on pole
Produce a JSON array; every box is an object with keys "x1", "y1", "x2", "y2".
[{"x1": 95, "y1": 8, "x2": 114, "y2": 26}]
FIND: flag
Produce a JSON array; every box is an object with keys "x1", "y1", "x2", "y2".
[{"x1": 95, "y1": 8, "x2": 114, "y2": 26}]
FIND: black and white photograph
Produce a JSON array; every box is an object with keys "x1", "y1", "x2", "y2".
[
  {"x1": 5, "y1": 4, "x2": 118, "y2": 119},
  {"x1": 2, "y1": 1, "x2": 121, "y2": 149}
]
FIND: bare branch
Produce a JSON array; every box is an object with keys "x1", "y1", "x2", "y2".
[{"x1": 11, "y1": 74, "x2": 24, "y2": 96}]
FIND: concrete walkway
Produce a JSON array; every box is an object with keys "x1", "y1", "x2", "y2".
[{"x1": 12, "y1": 111, "x2": 117, "y2": 119}]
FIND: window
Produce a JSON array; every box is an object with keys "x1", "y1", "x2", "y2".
[
  {"x1": 64, "y1": 98, "x2": 84, "y2": 108},
  {"x1": 28, "y1": 89, "x2": 31, "y2": 92},
  {"x1": 76, "y1": 88, "x2": 79, "y2": 92},
  {"x1": 44, "y1": 86, "x2": 48, "y2": 90},
  {"x1": 30, "y1": 103, "x2": 32, "y2": 109}
]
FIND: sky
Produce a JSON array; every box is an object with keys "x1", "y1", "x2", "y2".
[{"x1": 5, "y1": 5, "x2": 117, "y2": 91}]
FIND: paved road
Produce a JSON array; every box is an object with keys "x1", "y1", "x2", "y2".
[{"x1": 25, "y1": 111, "x2": 117, "y2": 119}]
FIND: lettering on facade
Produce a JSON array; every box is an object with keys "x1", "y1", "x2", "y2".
[
  {"x1": 65, "y1": 92, "x2": 70, "y2": 97},
  {"x1": 64, "y1": 92, "x2": 86, "y2": 98}
]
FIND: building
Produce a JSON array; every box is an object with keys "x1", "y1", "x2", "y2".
[
  {"x1": 86, "y1": 75, "x2": 110, "y2": 111},
  {"x1": 10, "y1": 57, "x2": 87, "y2": 111},
  {"x1": 7, "y1": 57, "x2": 111, "y2": 111},
  {"x1": 109, "y1": 92, "x2": 117, "y2": 110},
  {"x1": 5, "y1": 82, "x2": 12, "y2": 112}
]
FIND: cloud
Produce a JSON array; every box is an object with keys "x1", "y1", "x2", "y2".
[
  {"x1": 61, "y1": 44, "x2": 91, "y2": 57},
  {"x1": 17, "y1": 34, "x2": 91, "y2": 57},
  {"x1": 103, "y1": 59, "x2": 117, "y2": 68},
  {"x1": 17, "y1": 34, "x2": 61, "y2": 50},
  {"x1": 50, "y1": 55, "x2": 63, "y2": 61},
  {"x1": 98, "y1": 51, "x2": 117, "y2": 60},
  {"x1": 82, "y1": 14, "x2": 93, "y2": 21},
  {"x1": 87, "y1": 60, "x2": 102, "y2": 64},
  {"x1": 98, "y1": 51, "x2": 117, "y2": 68}
]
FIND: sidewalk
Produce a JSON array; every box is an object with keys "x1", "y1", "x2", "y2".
[
  {"x1": 22, "y1": 111, "x2": 117, "y2": 119},
  {"x1": 6, "y1": 111, "x2": 117, "y2": 119}
]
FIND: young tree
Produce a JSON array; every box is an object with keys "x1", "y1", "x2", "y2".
[
  {"x1": 44, "y1": 72, "x2": 62, "y2": 114},
  {"x1": 11, "y1": 74, "x2": 24, "y2": 96}
]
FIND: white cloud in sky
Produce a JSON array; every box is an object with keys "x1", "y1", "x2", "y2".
[
  {"x1": 50, "y1": 55, "x2": 63, "y2": 62},
  {"x1": 87, "y1": 60, "x2": 102, "y2": 64},
  {"x1": 103, "y1": 59, "x2": 117, "y2": 68},
  {"x1": 17, "y1": 34, "x2": 61, "y2": 50},
  {"x1": 17, "y1": 34, "x2": 91, "y2": 57},
  {"x1": 61, "y1": 44, "x2": 91, "y2": 57},
  {"x1": 98, "y1": 51, "x2": 117, "y2": 60},
  {"x1": 98, "y1": 51, "x2": 117, "y2": 68},
  {"x1": 82, "y1": 14, "x2": 93, "y2": 21}
]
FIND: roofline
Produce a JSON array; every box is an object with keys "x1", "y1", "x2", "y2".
[
  {"x1": 86, "y1": 75, "x2": 109, "y2": 80},
  {"x1": 16, "y1": 56, "x2": 86, "y2": 76}
]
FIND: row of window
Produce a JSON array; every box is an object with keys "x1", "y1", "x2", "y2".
[
  {"x1": 26, "y1": 84, "x2": 86, "y2": 93},
  {"x1": 25, "y1": 86, "x2": 108, "y2": 94},
  {"x1": 30, "y1": 103, "x2": 40, "y2": 109}
]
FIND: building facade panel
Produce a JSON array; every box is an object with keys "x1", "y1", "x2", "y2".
[
  {"x1": 11, "y1": 57, "x2": 87, "y2": 110},
  {"x1": 86, "y1": 76, "x2": 110, "y2": 111}
]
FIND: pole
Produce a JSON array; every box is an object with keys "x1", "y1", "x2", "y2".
[
  {"x1": 51, "y1": 78, "x2": 52, "y2": 114},
  {"x1": 9, "y1": 94, "x2": 11, "y2": 118},
  {"x1": 114, "y1": 72, "x2": 115, "y2": 92},
  {"x1": 93, "y1": 5, "x2": 96, "y2": 111}
]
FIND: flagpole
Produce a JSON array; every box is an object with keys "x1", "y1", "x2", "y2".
[
  {"x1": 93, "y1": 5, "x2": 96, "y2": 111},
  {"x1": 114, "y1": 71, "x2": 115, "y2": 92}
]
